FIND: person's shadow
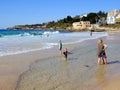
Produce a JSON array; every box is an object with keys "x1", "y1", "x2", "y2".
[{"x1": 107, "y1": 60, "x2": 120, "y2": 64}]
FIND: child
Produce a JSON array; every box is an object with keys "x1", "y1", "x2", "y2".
[
  {"x1": 63, "y1": 48, "x2": 68, "y2": 60},
  {"x1": 59, "y1": 40, "x2": 62, "y2": 55}
]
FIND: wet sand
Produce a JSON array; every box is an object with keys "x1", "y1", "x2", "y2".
[
  {"x1": 0, "y1": 47, "x2": 60, "y2": 90},
  {"x1": 15, "y1": 33, "x2": 120, "y2": 90},
  {"x1": 1, "y1": 33, "x2": 120, "y2": 90},
  {"x1": 0, "y1": 41, "x2": 76, "y2": 90}
]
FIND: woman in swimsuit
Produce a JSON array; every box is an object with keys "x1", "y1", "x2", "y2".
[{"x1": 97, "y1": 39, "x2": 108, "y2": 65}]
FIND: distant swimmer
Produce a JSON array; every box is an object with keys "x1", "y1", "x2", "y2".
[
  {"x1": 47, "y1": 33, "x2": 49, "y2": 37},
  {"x1": 59, "y1": 40, "x2": 62, "y2": 55},
  {"x1": 90, "y1": 30, "x2": 92, "y2": 37},
  {"x1": 97, "y1": 39, "x2": 108, "y2": 65}
]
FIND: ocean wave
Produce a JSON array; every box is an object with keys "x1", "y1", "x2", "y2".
[
  {"x1": 0, "y1": 45, "x2": 53, "y2": 57},
  {"x1": 0, "y1": 30, "x2": 60, "y2": 38},
  {"x1": 43, "y1": 31, "x2": 59, "y2": 35},
  {"x1": 47, "y1": 33, "x2": 107, "y2": 46},
  {"x1": 0, "y1": 34, "x2": 3, "y2": 38},
  {"x1": 0, "y1": 31, "x2": 107, "y2": 57},
  {"x1": 20, "y1": 33, "x2": 31, "y2": 36}
]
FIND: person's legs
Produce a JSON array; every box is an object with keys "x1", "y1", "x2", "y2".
[
  {"x1": 102, "y1": 52, "x2": 107, "y2": 64},
  {"x1": 59, "y1": 50, "x2": 62, "y2": 56},
  {"x1": 102, "y1": 57, "x2": 105, "y2": 64},
  {"x1": 103, "y1": 58, "x2": 107, "y2": 64},
  {"x1": 98, "y1": 58, "x2": 101, "y2": 65},
  {"x1": 65, "y1": 54, "x2": 67, "y2": 60}
]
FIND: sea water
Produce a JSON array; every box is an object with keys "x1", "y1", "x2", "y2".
[{"x1": 0, "y1": 30, "x2": 107, "y2": 56}]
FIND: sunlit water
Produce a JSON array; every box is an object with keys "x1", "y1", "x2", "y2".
[{"x1": 0, "y1": 30, "x2": 107, "y2": 56}]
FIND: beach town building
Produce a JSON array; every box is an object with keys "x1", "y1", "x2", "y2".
[
  {"x1": 107, "y1": 10, "x2": 120, "y2": 24},
  {"x1": 72, "y1": 21, "x2": 91, "y2": 30},
  {"x1": 116, "y1": 14, "x2": 120, "y2": 24},
  {"x1": 79, "y1": 13, "x2": 88, "y2": 18}
]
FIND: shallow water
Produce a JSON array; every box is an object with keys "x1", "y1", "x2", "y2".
[
  {"x1": 0, "y1": 30, "x2": 107, "y2": 57},
  {"x1": 15, "y1": 41, "x2": 98, "y2": 90},
  {"x1": 15, "y1": 33, "x2": 120, "y2": 90}
]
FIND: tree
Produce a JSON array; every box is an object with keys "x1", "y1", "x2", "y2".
[
  {"x1": 63, "y1": 16, "x2": 73, "y2": 24},
  {"x1": 87, "y1": 13, "x2": 98, "y2": 24},
  {"x1": 81, "y1": 16, "x2": 88, "y2": 21},
  {"x1": 97, "y1": 11, "x2": 107, "y2": 18}
]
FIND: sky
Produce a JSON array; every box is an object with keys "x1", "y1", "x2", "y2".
[{"x1": 0, "y1": 0, "x2": 120, "y2": 29}]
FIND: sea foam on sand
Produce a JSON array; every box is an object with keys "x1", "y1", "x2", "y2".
[
  {"x1": 15, "y1": 33, "x2": 120, "y2": 90},
  {"x1": 0, "y1": 32, "x2": 120, "y2": 90}
]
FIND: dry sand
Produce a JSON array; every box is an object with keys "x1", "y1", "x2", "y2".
[{"x1": 0, "y1": 32, "x2": 120, "y2": 90}]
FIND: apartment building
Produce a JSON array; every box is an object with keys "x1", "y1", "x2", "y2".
[
  {"x1": 72, "y1": 21, "x2": 91, "y2": 30},
  {"x1": 107, "y1": 10, "x2": 120, "y2": 24}
]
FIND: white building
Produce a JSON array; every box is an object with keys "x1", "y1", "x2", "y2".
[
  {"x1": 107, "y1": 10, "x2": 120, "y2": 24},
  {"x1": 79, "y1": 13, "x2": 88, "y2": 18}
]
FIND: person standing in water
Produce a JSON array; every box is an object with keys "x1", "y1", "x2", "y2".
[
  {"x1": 59, "y1": 40, "x2": 62, "y2": 55},
  {"x1": 63, "y1": 48, "x2": 68, "y2": 60},
  {"x1": 90, "y1": 30, "x2": 92, "y2": 37},
  {"x1": 97, "y1": 39, "x2": 108, "y2": 65}
]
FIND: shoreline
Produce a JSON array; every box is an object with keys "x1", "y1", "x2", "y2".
[
  {"x1": 0, "y1": 40, "x2": 79, "y2": 90},
  {"x1": 16, "y1": 32, "x2": 120, "y2": 90},
  {"x1": 0, "y1": 47, "x2": 59, "y2": 90},
  {"x1": 5, "y1": 26, "x2": 120, "y2": 33},
  {"x1": 14, "y1": 35, "x2": 106, "y2": 90},
  {"x1": 0, "y1": 32, "x2": 120, "y2": 90}
]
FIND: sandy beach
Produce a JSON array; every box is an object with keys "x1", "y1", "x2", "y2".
[{"x1": 0, "y1": 32, "x2": 120, "y2": 90}]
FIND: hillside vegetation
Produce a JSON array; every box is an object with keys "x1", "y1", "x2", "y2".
[{"x1": 7, "y1": 11, "x2": 107, "y2": 30}]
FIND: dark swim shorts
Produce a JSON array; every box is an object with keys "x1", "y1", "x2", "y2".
[
  {"x1": 98, "y1": 51, "x2": 107, "y2": 58},
  {"x1": 59, "y1": 47, "x2": 62, "y2": 50}
]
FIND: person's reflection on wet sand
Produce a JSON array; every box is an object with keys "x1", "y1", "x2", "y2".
[{"x1": 96, "y1": 65, "x2": 107, "y2": 84}]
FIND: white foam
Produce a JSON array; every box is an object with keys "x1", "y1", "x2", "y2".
[
  {"x1": 0, "y1": 32, "x2": 107, "y2": 57},
  {"x1": 0, "y1": 45, "x2": 53, "y2": 57},
  {"x1": 43, "y1": 31, "x2": 59, "y2": 35}
]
